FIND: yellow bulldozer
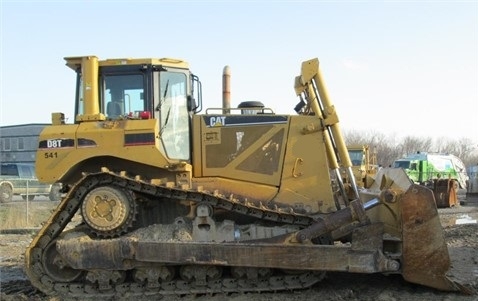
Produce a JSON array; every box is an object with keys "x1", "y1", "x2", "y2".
[
  {"x1": 342, "y1": 144, "x2": 378, "y2": 190},
  {"x1": 25, "y1": 56, "x2": 464, "y2": 299}
]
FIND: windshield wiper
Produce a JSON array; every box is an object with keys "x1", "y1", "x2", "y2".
[
  {"x1": 159, "y1": 107, "x2": 171, "y2": 136},
  {"x1": 156, "y1": 79, "x2": 170, "y2": 111}
]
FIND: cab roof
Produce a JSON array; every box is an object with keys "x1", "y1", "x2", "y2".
[{"x1": 64, "y1": 55, "x2": 189, "y2": 71}]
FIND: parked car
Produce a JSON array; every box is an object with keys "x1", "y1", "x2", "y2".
[{"x1": 0, "y1": 163, "x2": 61, "y2": 202}]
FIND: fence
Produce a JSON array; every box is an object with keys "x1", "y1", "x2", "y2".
[{"x1": 0, "y1": 179, "x2": 55, "y2": 230}]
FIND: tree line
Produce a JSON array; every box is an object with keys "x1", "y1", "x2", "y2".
[{"x1": 343, "y1": 130, "x2": 478, "y2": 169}]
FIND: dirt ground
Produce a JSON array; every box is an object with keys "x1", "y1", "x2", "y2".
[{"x1": 1, "y1": 196, "x2": 477, "y2": 301}]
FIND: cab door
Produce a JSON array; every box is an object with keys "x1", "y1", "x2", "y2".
[{"x1": 154, "y1": 71, "x2": 190, "y2": 161}]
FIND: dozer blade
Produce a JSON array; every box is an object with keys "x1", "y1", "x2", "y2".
[{"x1": 401, "y1": 184, "x2": 459, "y2": 291}]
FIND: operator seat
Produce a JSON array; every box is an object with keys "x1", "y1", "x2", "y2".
[{"x1": 107, "y1": 101, "x2": 123, "y2": 118}]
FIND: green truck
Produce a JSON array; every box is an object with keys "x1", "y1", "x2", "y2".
[{"x1": 393, "y1": 152, "x2": 468, "y2": 207}]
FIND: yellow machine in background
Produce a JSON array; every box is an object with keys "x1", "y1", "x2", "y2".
[
  {"x1": 344, "y1": 144, "x2": 378, "y2": 190},
  {"x1": 25, "y1": 56, "x2": 462, "y2": 300}
]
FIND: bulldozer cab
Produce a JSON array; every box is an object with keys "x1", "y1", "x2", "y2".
[
  {"x1": 67, "y1": 56, "x2": 201, "y2": 161},
  {"x1": 348, "y1": 147, "x2": 365, "y2": 167},
  {"x1": 341, "y1": 145, "x2": 377, "y2": 190}
]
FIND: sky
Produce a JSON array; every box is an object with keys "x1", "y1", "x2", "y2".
[{"x1": 1, "y1": 0, "x2": 477, "y2": 146}]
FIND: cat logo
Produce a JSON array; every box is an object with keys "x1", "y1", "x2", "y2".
[{"x1": 210, "y1": 116, "x2": 226, "y2": 127}]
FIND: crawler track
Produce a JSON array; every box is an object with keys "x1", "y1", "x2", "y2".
[{"x1": 25, "y1": 171, "x2": 324, "y2": 300}]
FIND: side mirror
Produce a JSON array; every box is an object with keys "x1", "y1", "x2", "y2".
[{"x1": 187, "y1": 95, "x2": 197, "y2": 112}]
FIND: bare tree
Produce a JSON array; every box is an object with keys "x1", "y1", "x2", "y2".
[
  {"x1": 397, "y1": 136, "x2": 433, "y2": 158},
  {"x1": 343, "y1": 129, "x2": 367, "y2": 146},
  {"x1": 343, "y1": 130, "x2": 399, "y2": 167},
  {"x1": 454, "y1": 138, "x2": 477, "y2": 164}
]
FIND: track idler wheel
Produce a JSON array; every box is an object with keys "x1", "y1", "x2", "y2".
[
  {"x1": 42, "y1": 240, "x2": 83, "y2": 282},
  {"x1": 81, "y1": 185, "x2": 137, "y2": 237}
]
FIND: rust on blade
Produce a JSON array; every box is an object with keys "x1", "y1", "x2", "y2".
[{"x1": 401, "y1": 184, "x2": 459, "y2": 292}]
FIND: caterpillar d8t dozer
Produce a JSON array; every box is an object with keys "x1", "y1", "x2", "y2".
[{"x1": 26, "y1": 56, "x2": 462, "y2": 300}]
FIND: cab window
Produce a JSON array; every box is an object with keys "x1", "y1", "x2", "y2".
[
  {"x1": 19, "y1": 165, "x2": 34, "y2": 178},
  {"x1": 104, "y1": 74, "x2": 145, "y2": 118}
]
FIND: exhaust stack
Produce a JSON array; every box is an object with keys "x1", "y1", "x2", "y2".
[{"x1": 222, "y1": 65, "x2": 231, "y2": 113}]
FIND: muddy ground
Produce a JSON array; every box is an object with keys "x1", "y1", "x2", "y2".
[{"x1": 1, "y1": 196, "x2": 477, "y2": 301}]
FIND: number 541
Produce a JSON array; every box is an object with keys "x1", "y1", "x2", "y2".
[{"x1": 44, "y1": 152, "x2": 58, "y2": 159}]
